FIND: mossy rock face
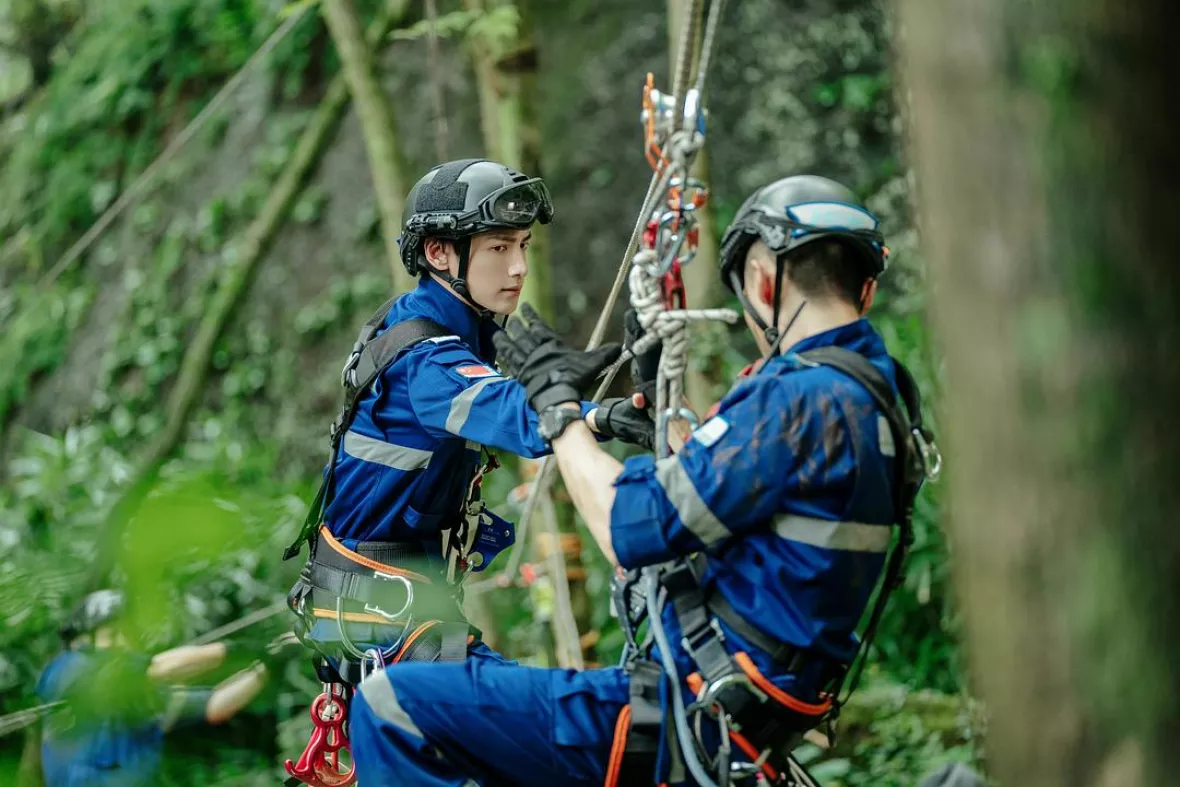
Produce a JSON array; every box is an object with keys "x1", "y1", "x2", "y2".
[{"x1": 9, "y1": 0, "x2": 911, "y2": 471}]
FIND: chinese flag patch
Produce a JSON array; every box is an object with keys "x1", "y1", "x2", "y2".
[{"x1": 457, "y1": 365, "x2": 499, "y2": 379}]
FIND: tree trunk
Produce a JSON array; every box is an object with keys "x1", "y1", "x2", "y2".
[
  {"x1": 321, "y1": 0, "x2": 415, "y2": 293},
  {"x1": 463, "y1": 0, "x2": 589, "y2": 664},
  {"x1": 666, "y1": 0, "x2": 718, "y2": 414},
  {"x1": 463, "y1": 0, "x2": 551, "y2": 318},
  {"x1": 89, "y1": 5, "x2": 409, "y2": 590},
  {"x1": 895, "y1": 1, "x2": 1180, "y2": 784}
]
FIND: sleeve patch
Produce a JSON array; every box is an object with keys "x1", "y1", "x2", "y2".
[
  {"x1": 691, "y1": 417, "x2": 730, "y2": 448},
  {"x1": 456, "y1": 364, "x2": 500, "y2": 379}
]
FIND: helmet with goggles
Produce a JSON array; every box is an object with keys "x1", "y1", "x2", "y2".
[{"x1": 398, "y1": 159, "x2": 553, "y2": 310}]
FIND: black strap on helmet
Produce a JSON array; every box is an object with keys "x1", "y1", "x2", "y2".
[{"x1": 409, "y1": 160, "x2": 495, "y2": 317}]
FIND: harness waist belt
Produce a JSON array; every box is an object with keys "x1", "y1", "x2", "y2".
[{"x1": 300, "y1": 528, "x2": 467, "y2": 624}]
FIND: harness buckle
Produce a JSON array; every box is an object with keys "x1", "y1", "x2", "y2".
[
  {"x1": 363, "y1": 572, "x2": 414, "y2": 623},
  {"x1": 680, "y1": 616, "x2": 726, "y2": 661}
]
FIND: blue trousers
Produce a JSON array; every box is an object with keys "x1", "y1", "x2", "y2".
[{"x1": 349, "y1": 645, "x2": 630, "y2": 787}]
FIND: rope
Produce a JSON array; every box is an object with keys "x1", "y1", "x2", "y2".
[
  {"x1": 692, "y1": 0, "x2": 726, "y2": 99},
  {"x1": 424, "y1": 0, "x2": 449, "y2": 160},
  {"x1": 669, "y1": 0, "x2": 704, "y2": 126},
  {"x1": 495, "y1": 0, "x2": 725, "y2": 586},
  {"x1": 38, "y1": 4, "x2": 313, "y2": 288}
]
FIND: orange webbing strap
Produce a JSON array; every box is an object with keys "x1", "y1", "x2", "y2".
[
  {"x1": 733, "y1": 652, "x2": 832, "y2": 716},
  {"x1": 728, "y1": 731, "x2": 780, "y2": 782},
  {"x1": 603, "y1": 704, "x2": 632, "y2": 787},
  {"x1": 318, "y1": 526, "x2": 433, "y2": 584}
]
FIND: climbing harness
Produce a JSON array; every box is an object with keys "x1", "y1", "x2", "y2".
[
  {"x1": 281, "y1": 297, "x2": 511, "y2": 785},
  {"x1": 608, "y1": 348, "x2": 939, "y2": 787}
]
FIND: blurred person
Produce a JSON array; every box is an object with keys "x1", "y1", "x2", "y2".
[{"x1": 35, "y1": 589, "x2": 271, "y2": 787}]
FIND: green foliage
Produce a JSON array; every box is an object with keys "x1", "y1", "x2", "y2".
[
  {"x1": 0, "y1": 0, "x2": 325, "y2": 270},
  {"x1": 0, "y1": 425, "x2": 307, "y2": 783},
  {"x1": 390, "y1": 3, "x2": 520, "y2": 58},
  {"x1": 0, "y1": 281, "x2": 93, "y2": 431}
]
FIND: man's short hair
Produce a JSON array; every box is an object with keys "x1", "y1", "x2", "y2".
[{"x1": 750, "y1": 238, "x2": 873, "y2": 305}]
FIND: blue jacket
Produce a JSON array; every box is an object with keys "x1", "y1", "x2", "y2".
[
  {"x1": 324, "y1": 277, "x2": 594, "y2": 554},
  {"x1": 610, "y1": 319, "x2": 899, "y2": 699},
  {"x1": 36, "y1": 650, "x2": 209, "y2": 787}
]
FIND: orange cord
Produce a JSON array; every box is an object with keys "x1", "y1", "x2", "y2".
[{"x1": 603, "y1": 704, "x2": 632, "y2": 787}]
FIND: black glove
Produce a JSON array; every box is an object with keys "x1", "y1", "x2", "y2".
[
  {"x1": 624, "y1": 308, "x2": 661, "y2": 401},
  {"x1": 594, "y1": 396, "x2": 655, "y2": 450},
  {"x1": 493, "y1": 303, "x2": 623, "y2": 412}
]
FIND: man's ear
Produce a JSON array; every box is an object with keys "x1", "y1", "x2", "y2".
[
  {"x1": 759, "y1": 268, "x2": 775, "y2": 306},
  {"x1": 859, "y1": 278, "x2": 878, "y2": 316},
  {"x1": 423, "y1": 238, "x2": 453, "y2": 274}
]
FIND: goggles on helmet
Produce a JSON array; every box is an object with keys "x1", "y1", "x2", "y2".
[
  {"x1": 461, "y1": 178, "x2": 554, "y2": 229},
  {"x1": 762, "y1": 201, "x2": 883, "y2": 250}
]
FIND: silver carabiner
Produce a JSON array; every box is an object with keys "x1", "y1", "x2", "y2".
[
  {"x1": 698, "y1": 673, "x2": 768, "y2": 730},
  {"x1": 364, "y1": 572, "x2": 414, "y2": 623},
  {"x1": 656, "y1": 406, "x2": 700, "y2": 455}
]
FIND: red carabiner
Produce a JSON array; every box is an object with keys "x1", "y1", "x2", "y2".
[
  {"x1": 284, "y1": 685, "x2": 357, "y2": 787},
  {"x1": 662, "y1": 261, "x2": 687, "y2": 310}
]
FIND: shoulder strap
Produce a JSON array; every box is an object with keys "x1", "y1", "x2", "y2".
[
  {"x1": 340, "y1": 316, "x2": 454, "y2": 425},
  {"x1": 282, "y1": 306, "x2": 452, "y2": 561},
  {"x1": 795, "y1": 347, "x2": 911, "y2": 464},
  {"x1": 794, "y1": 345, "x2": 931, "y2": 705}
]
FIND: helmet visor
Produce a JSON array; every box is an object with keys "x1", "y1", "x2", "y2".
[
  {"x1": 482, "y1": 179, "x2": 554, "y2": 227},
  {"x1": 785, "y1": 201, "x2": 879, "y2": 237}
]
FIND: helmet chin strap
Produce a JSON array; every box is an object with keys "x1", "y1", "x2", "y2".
[
  {"x1": 433, "y1": 237, "x2": 494, "y2": 319},
  {"x1": 729, "y1": 265, "x2": 808, "y2": 362}
]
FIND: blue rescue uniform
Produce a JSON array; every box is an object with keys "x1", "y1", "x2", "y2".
[
  {"x1": 297, "y1": 276, "x2": 609, "y2": 687},
  {"x1": 325, "y1": 275, "x2": 595, "y2": 550},
  {"x1": 36, "y1": 650, "x2": 210, "y2": 787},
  {"x1": 346, "y1": 319, "x2": 900, "y2": 786}
]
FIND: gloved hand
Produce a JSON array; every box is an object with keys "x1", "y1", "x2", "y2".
[
  {"x1": 493, "y1": 303, "x2": 623, "y2": 412},
  {"x1": 593, "y1": 395, "x2": 655, "y2": 450},
  {"x1": 624, "y1": 308, "x2": 661, "y2": 402}
]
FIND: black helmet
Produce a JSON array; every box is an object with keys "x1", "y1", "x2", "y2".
[
  {"x1": 717, "y1": 176, "x2": 887, "y2": 357},
  {"x1": 60, "y1": 589, "x2": 125, "y2": 642},
  {"x1": 397, "y1": 159, "x2": 553, "y2": 307},
  {"x1": 718, "y1": 175, "x2": 887, "y2": 294}
]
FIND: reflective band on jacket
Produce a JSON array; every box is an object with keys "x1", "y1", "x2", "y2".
[
  {"x1": 655, "y1": 456, "x2": 732, "y2": 547},
  {"x1": 359, "y1": 673, "x2": 424, "y2": 738},
  {"x1": 445, "y1": 377, "x2": 507, "y2": 435},
  {"x1": 343, "y1": 430, "x2": 433, "y2": 471},
  {"x1": 773, "y1": 514, "x2": 892, "y2": 552}
]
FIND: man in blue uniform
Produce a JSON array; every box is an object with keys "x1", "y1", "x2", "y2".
[
  {"x1": 283, "y1": 158, "x2": 649, "y2": 680},
  {"x1": 35, "y1": 589, "x2": 271, "y2": 787},
  {"x1": 343, "y1": 175, "x2": 936, "y2": 786}
]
